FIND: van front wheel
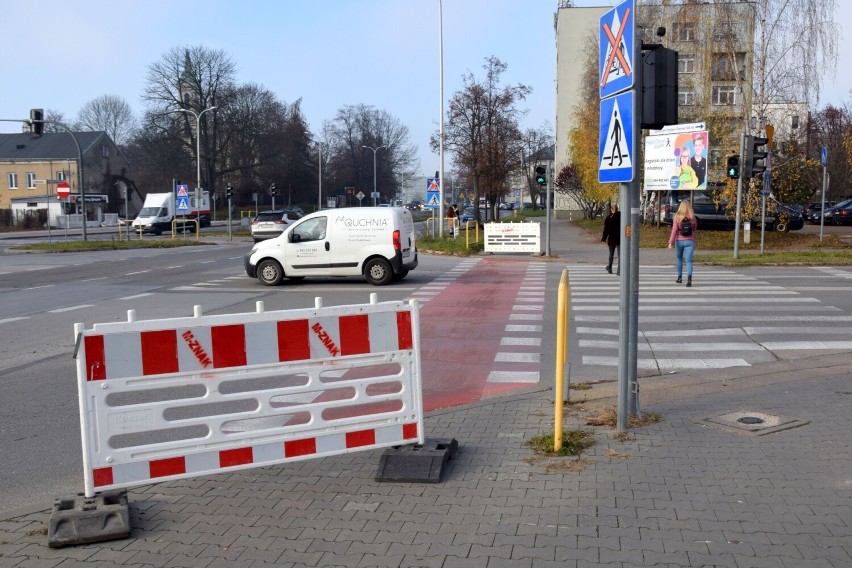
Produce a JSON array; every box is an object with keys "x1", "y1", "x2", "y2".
[
  {"x1": 257, "y1": 259, "x2": 284, "y2": 286},
  {"x1": 364, "y1": 258, "x2": 393, "y2": 286}
]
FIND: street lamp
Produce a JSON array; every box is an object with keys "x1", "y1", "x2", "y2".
[
  {"x1": 363, "y1": 145, "x2": 385, "y2": 206},
  {"x1": 175, "y1": 106, "x2": 217, "y2": 227}
]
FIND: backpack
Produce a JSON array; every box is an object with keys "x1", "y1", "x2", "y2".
[{"x1": 679, "y1": 217, "x2": 693, "y2": 237}]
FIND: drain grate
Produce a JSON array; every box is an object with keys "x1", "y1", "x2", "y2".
[{"x1": 697, "y1": 410, "x2": 810, "y2": 436}]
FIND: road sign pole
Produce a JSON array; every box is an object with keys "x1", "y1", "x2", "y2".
[
  {"x1": 820, "y1": 148, "x2": 828, "y2": 243},
  {"x1": 733, "y1": 132, "x2": 746, "y2": 259},
  {"x1": 626, "y1": 33, "x2": 643, "y2": 420}
]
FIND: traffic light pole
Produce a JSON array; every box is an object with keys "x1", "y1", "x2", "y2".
[{"x1": 733, "y1": 132, "x2": 746, "y2": 259}]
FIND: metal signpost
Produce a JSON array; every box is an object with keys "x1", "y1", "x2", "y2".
[
  {"x1": 820, "y1": 147, "x2": 828, "y2": 242},
  {"x1": 598, "y1": 0, "x2": 638, "y2": 432}
]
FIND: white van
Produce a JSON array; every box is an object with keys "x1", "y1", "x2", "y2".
[{"x1": 244, "y1": 207, "x2": 418, "y2": 286}]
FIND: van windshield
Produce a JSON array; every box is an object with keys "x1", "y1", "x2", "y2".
[{"x1": 138, "y1": 207, "x2": 163, "y2": 217}]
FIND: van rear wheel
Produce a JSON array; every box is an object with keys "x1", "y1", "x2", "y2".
[
  {"x1": 364, "y1": 258, "x2": 393, "y2": 286},
  {"x1": 257, "y1": 259, "x2": 284, "y2": 286}
]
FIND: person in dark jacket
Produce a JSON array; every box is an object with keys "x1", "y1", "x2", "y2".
[{"x1": 601, "y1": 203, "x2": 620, "y2": 274}]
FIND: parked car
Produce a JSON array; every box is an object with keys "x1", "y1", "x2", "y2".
[
  {"x1": 459, "y1": 206, "x2": 475, "y2": 222},
  {"x1": 803, "y1": 201, "x2": 835, "y2": 224},
  {"x1": 498, "y1": 202, "x2": 515, "y2": 210},
  {"x1": 660, "y1": 190, "x2": 803, "y2": 232},
  {"x1": 822, "y1": 199, "x2": 852, "y2": 225},
  {"x1": 250, "y1": 208, "x2": 303, "y2": 242}
]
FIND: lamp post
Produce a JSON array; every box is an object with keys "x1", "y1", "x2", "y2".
[
  {"x1": 175, "y1": 106, "x2": 217, "y2": 227},
  {"x1": 363, "y1": 145, "x2": 385, "y2": 206}
]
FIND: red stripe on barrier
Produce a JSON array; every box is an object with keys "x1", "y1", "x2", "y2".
[
  {"x1": 284, "y1": 437, "x2": 317, "y2": 457},
  {"x1": 212, "y1": 324, "x2": 247, "y2": 368},
  {"x1": 346, "y1": 429, "x2": 376, "y2": 448},
  {"x1": 219, "y1": 447, "x2": 253, "y2": 468},
  {"x1": 278, "y1": 319, "x2": 311, "y2": 361},
  {"x1": 149, "y1": 456, "x2": 186, "y2": 478},
  {"x1": 84, "y1": 335, "x2": 106, "y2": 381},
  {"x1": 92, "y1": 467, "x2": 113, "y2": 487},
  {"x1": 141, "y1": 330, "x2": 179, "y2": 375},
  {"x1": 396, "y1": 311, "x2": 413, "y2": 350},
  {"x1": 403, "y1": 422, "x2": 418, "y2": 440},
  {"x1": 339, "y1": 314, "x2": 370, "y2": 355}
]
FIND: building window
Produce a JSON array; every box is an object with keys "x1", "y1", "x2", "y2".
[
  {"x1": 711, "y1": 53, "x2": 745, "y2": 81},
  {"x1": 678, "y1": 89, "x2": 695, "y2": 106},
  {"x1": 101, "y1": 145, "x2": 109, "y2": 158},
  {"x1": 7, "y1": 172, "x2": 18, "y2": 189},
  {"x1": 56, "y1": 170, "x2": 67, "y2": 181},
  {"x1": 26, "y1": 172, "x2": 37, "y2": 189},
  {"x1": 712, "y1": 23, "x2": 738, "y2": 42},
  {"x1": 672, "y1": 22, "x2": 696, "y2": 42},
  {"x1": 791, "y1": 115, "x2": 800, "y2": 130},
  {"x1": 712, "y1": 86, "x2": 737, "y2": 106},
  {"x1": 678, "y1": 54, "x2": 696, "y2": 74}
]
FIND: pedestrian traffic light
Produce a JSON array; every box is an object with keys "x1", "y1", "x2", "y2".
[
  {"x1": 226, "y1": 183, "x2": 233, "y2": 199},
  {"x1": 29, "y1": 109, "x2": 44, "y2": 136},
  {"x1": 535, "y1": 166, "x2": 546, "y2": 186},
  {"x1": 726, "y1": 155, "x2": 739, "y2": 179},
  {"x1": 270, "y1": 183, "x2": 277, "y2": 196},
  {"x1": 744, "y1": 135, "x2": 769, "y2": 179}
]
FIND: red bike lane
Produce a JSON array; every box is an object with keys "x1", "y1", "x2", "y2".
[{"x1": 414, "y1": 257, "x2": 547, "y2": 411}]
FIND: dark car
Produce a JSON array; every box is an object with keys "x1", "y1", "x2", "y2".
[
  {"x1": 250, "y1": 208, "x2": 303, "y2": 242},
  {"x1": 459, "y1": 206, "x2": 475, "y2": 222},
  {"x1": 822, "y1": 199, "x2": 852, "y2": 225},
  {"x1": 661, "y1": 190, "x2": 803, "y2": 232},
  {"x1": 803, "y1": 201, "x2": 836, "y2": 224}
]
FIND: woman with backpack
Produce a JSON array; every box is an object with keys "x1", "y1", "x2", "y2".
[{"x1": 668, "y1": 200, "x2": 698, "y2": 286}]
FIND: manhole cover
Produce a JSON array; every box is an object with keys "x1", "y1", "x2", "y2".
[
  {"x1": 697, "y1": 410, "x2": 809, "y2": 436},
  {"x1": 737, "y1": 416, "x2": 764, "y2": 425}
]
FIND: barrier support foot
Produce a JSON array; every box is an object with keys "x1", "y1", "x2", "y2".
[
  {"x1": 47, "y1": 490, "x2": 130, "y2": 548},
  {"x1": 375, "y1": 438, "x2": 458, "y2": 483}
]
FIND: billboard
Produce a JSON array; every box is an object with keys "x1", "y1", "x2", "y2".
[{"x1": 643, "y1": 129, "x2": 709, "y2": 192}]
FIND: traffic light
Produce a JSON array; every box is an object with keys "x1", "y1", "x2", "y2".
[
  {"x1": 270, "y1": 183, "x2": 277, "y2": 196},
  {"x1": 726, "y1": 155, "x2": 739, "y2": 179},
  {"x1": 535, "y1": 166, "x2": 547, "y2": 186},
  {"x1": 30, "y1": 109, "x2": 44, "y2": 136},
  {"x1": 641, "y1": 47, "x2": 678, "y2": 129},
  {"x1": 226, "y1": 183, "x2": 233, "y2": 199},
  {"x1": 744, "y1": 135, "x2": 769, "y2": 179}
]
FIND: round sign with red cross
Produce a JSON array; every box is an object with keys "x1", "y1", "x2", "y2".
[{"x1": 56, "y1": 181, "x2": 71, "y2": 199}]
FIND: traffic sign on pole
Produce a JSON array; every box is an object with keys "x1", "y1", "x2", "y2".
[
  {"x1": 598, "y1": 90, "x2": 635, "y2": 183},
  {"x1": 56, "y1": 181, "x2": 71, "y2": 200},
  {"x1": 821, "y1": 147, "x2": 827, "y2": 167},
  {"x1": 599, "y1": 0, "x2": 635, "y2": 99}
]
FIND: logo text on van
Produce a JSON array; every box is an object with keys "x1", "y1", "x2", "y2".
[{"x1": 336, "y1": 217, "x2": 389, "y2": 228}]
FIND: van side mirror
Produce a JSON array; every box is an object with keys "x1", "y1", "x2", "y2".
[{"x1": 290, "y1": 233, "x2": 300, "y2": 243}]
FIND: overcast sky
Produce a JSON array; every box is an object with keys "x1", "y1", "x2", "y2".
[{"x1": 2, "y1": 0, "x2": 849, "y2": 177}]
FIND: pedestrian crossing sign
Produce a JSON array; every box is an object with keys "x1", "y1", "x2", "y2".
[
  {"x1": 599, "y1": 90, "x2": 634, "y2": 183},
  {"x1": 177, "y1": 196, "x2": 190, "y2": 211}
]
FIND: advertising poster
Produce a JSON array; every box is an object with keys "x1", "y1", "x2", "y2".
[{"x1": 643, "y1": 130, "x2": 709, "y2": 192}]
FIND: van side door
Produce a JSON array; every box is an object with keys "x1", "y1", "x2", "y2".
[{"x1": 283, "y1": 216, "x2": 330, "y2": 276}]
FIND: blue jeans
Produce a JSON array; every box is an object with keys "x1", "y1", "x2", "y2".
[{"x1": 675, "y1": 239, "x2": 695, "y2": 278}]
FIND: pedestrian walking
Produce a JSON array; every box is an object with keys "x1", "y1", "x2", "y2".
[
  {"x1": 668, "y1": 200, "x2": 698, "y2": 286},
  {"x1": 601, "y1": 203, "x2": 620, "y2": 274}
]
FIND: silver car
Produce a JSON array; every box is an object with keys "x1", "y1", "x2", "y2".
[{"x1": 250, "y1": 209, "x2": 303, "y2": 242}]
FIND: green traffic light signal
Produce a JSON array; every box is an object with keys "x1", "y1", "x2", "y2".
[
  {"x1": 726, "y1": 155, "x2": 739, "y2": 179},
  {"x1": 535, "y1": 165, "x2": 547, "y2": 186}
]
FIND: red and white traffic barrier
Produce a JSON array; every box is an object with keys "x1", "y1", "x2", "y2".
[{"x1": 73, "y1": 296, "x2": 423, "y2": 497}]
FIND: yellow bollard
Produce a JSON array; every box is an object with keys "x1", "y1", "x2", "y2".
[{"x1": 554, "y1": 268, "x2": 570, "y2": 451}]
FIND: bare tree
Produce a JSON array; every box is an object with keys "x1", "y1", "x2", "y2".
[
  {"x1": 519, "y1": 125, "x2": 554, "y2": 209},
  {"x1": 435, "y1": 56, "x2": 530, "y2": 223},
  {"x1": 324, "y1": 104, "x2": 418, "y2": 203},
  {"x1": 77, "y1": 95, "x2": 137, "y2": 146},
  {"x1": 142, "y1": 45, "x2": 237, "y2": 194}
]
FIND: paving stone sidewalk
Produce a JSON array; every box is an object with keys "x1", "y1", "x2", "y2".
[{"x1": 1, "y1": 353, "x2": 850, "y2": 568}]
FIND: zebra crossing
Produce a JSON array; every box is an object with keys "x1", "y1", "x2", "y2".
[{"x1": 567, "y1": 264, "x2": 852, "y2": 379}]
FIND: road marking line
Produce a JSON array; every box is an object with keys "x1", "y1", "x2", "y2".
[
  {"x1": 0, "y1": 316, "x2": 29, "y2": 325},
  {"x1": 49, "y1": 304, "x2": 94, "y2": 313},
  {"x1": 120, "y1": 293, "x2": 154, "y2": 300},
  {"x1": 487, "y1": 371, "x2": 540, "y2": 383},
  {"x1": 495, "y1": 352, "x2": 540, "y2": 363},
  {"x1": 582, "y1": 356, "x2": 751, "y2": 369},
  {"x1": 500, "y1": 337, "x2": 541, "y2": 346}
]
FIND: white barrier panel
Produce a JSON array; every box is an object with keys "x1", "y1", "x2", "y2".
[
  {"x1": 484, "y1": 222, "x2": 541, "y2": 253},
  {"x1": 73, "y1": 298, "x2": 423, "y2": 497}
]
